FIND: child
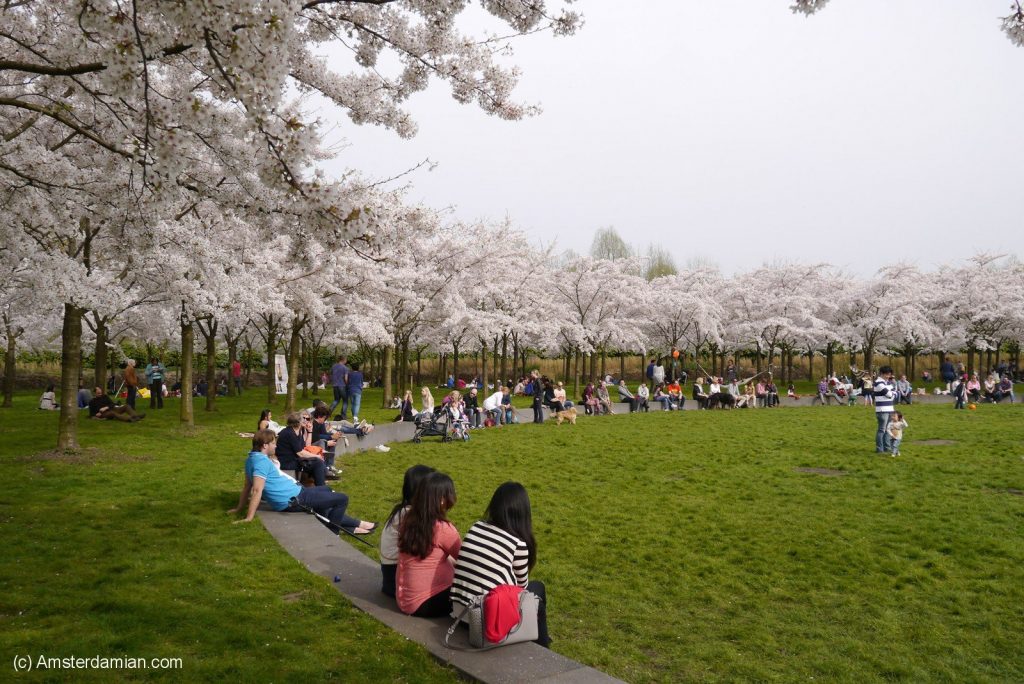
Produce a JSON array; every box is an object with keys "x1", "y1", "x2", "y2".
[{"x1": 887, "y1": 411, "x2": 908, "y2": 456}]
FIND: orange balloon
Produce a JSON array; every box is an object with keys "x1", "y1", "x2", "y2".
[
  {"x1": 672, "y1": 350, "x2": 679, "y2": 359},
  {"x1": 968, "y1": 403, "x2": 977, "y2": 410}
]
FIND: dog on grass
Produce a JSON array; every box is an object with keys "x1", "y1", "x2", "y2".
[
  {"x1": 555, "y1": 407, "x2": 577, "y2": 425},
  {"x1": 707, "y1": 392, "x2": 736, "y2": 409}
]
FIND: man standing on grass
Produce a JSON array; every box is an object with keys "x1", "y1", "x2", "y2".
[{"x1": 873, "y1": 365, "x2": 896, "y2": 454}]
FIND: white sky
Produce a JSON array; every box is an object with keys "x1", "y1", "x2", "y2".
[{"x1": 318, "y1": 1, "x2": 1024, "y2": 276}]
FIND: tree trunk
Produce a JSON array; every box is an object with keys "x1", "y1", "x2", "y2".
[
  {"x1": 2, "y1": 324, "x2": 16, "y2": 408},
  {"x1": 492, "y1": 337, "x2": 499, "y2": 389},
  {"x1": 453, "y1": 342, "x2": 460, "y2": 383},
  {"x1": 204, "y1": 321, "x2": 217, "y2": 412},
  {"x1": 227, "y1": 339, "x2": 239, "y2": 397},
  {"x1": 600, "y1": 349, "x2": 606, "y2": 379},
  {"x1": 967, "y1": 347, "x2": 975, "y2": 377},
  {"x1": 311, "y1": 344, "x2": 320, "y2": 396},
  {"x1": 265, "y1": 322, "x2": 278, "y2": 405},
  {"x1": 300, "y1": 338, "x2": 308, "y2": 400},
  {"x1": 383, "y1": 345, "x2": 394, "y2": 406},
  {"x1": 806, "y1": 346, "x2": 814, "y2": 381},
  {"x1": 480, "y1": 339, "x2": 488, "y2": 392},
  {"x1": 573, "y1": 349, "x2": 581, "y2": 400},
  {"x1": 755, "y1": 352, "x2": 762, "y2": 375},
  {"x1": 589, "y1": 351, "x2": 596, "y2": 382},
  {"x1": 283, "y1": 321, "x2": 302, "y2": 415},
  {"x1": 512, "y1": 337, "x2": 519, "y2": 380},
  {"x1": 57, "y1": 303, "x2": 84, "y2": 449},
  {"x1": 619, "y1": 353, "x2": 625, "y2": 381},
  {"x1": 863, "y1": 344, "x2": 874, "y2": 373},
  {"x1": 826, "y1": 344, "x2": 835, "y2": 377},
  {"x1": 179, "y1": 318, "x2": 195, "y2": 427},
  {"x1": 500, "y1": 334, "x2": 509, "y2": 385},
  {"x1": 93, "y1": 317, "x2": 108, "y2": 390}
]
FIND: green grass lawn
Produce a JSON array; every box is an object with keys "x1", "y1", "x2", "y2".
[{"x1": 2, "y1": 389, "x2": 1023, "y2": 682}]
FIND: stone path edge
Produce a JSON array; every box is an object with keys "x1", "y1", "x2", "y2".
[{"x1": 257, "y1": 510, "x2": 624, "y2": 684}]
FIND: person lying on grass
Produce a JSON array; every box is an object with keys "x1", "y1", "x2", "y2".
[
  {"x1": 88, "y1": 387, "x2": 145, "y2": 422},
  {"x1": 229, "y1": 429, "x2": 376, "y2": 535}
]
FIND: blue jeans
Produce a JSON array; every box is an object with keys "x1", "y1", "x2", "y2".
[
  {"x1": 348, "y1": 390, "x2": 362, "y2": 420},
  {"x1": 875, "y1": 412, "x2": 892, "y2": 452},
  {"x1": 891, "y1": 437, "x2": 902, "y2": 454},
  {"x1": 297, "y1": 485, "x2": 361, "y2": 532},
  {"x1": 328, "y1": 385, "x2": 347, "y2": 415}
]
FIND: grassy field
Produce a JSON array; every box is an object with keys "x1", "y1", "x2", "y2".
[{"x1": 1, "y1": 389, "x2": 1022, "y2": 682}]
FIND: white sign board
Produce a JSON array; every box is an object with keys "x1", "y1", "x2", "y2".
[{"x1": 274, "y1": 354, "x2": 288, "y2": 394}]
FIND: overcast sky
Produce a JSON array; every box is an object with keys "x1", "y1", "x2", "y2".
[{"x1": 319, "y1": 1, "x2": 1024, "y2": 276}]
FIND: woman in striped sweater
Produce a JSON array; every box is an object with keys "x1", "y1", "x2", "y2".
[{"x1": 450, "y1": 482, "x2": 551, "y2": 647}]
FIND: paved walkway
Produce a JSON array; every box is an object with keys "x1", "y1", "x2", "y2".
[{"x1": 258, "y1": 510, "x2": 623, "y2": 684}]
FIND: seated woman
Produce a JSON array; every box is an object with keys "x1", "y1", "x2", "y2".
[
  {"x1": 636, "y1": 383, "x2": 650, "y2": 412},
  {"x1": 38, "y1": 384, "x2": 58, "y2": 410},
  {"x1": 542, "y1": 381, "x2": 563, "y2": 413},
  {"x1": 394, "y1": 390, "x2": 416, "y2": 422},
  {"x1": 966, "y1": 374, "x2": 982, "y2": 402},
  {"x1": 595, "y1": 381, "x2": 612, "y2": 415},
  {"x1": 652, "y1": 383, "x2": 672, "y2": 411},
  {"x1": 381, "y1": 465, "x2": 436, "y2": 597},
  {"x1": 616, "y1": 380, "x2": 638, "y2": 412},
  {"x1": 755, "y1": 381, "x2": 767, "y2": 407},
  {"x1": 501, "y1": 386, "x2": 516, "y2": 424},
  {"x1": 451, "y1": 482, "x2": 551, "y2": 648},
  {"x1": 552, "y1": 382, "x2": 573, "y2": 410},
  {"x1": 983, "y1": 376, "x2": 998, "y2": 403},
  {"x1": 397, "y1": 472, "x2": 461, "y2": 617},
  {"x1": 744, "y1": 382, "x2": 757, "y2": 408},
  {"x1": 419, "y1": 386, "x2": 435, "y2": 417},
  {"x1": 693, "y1": 379, "x2": 709, "y2": 409},
  {"x1": 666, "y1": 379, "x2": 683, "y2": 409},
  {"x1": 257, "y1": 408, "x2": 284, "y2": 433},
  {"x1": 581, "y1": 382, "x2": 598, "y2": 415},
  {"x1": 766, "y1": 380, "x2": 780, "y2": 407}
]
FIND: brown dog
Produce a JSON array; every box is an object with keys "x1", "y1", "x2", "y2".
[{"x1": 555, "y1": 407, "x2": 577, "y2": 425}]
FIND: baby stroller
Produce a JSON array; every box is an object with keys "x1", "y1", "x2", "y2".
[{"x1": 412, "y1": 406, "x2": 454, "y2": 443}]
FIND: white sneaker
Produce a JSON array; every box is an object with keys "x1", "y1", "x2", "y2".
[{"x1": 375, "y1": 444, "x2": 391, "y2": 453}]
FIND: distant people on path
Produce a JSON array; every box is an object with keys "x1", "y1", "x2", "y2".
[
  {"x1": 123, "y1": 359, "x2": 139, "y2": 409},
  {"x1": 617, "y1": 379, "x2": 639, "y2": 412},
  {"x1": 873, "y1": 366, "x2": 896, "y2": 453},
  {"x1": 145, "y1": 357, "x2": 166, "y2": 409},
  {"x1": 896, "y1": 374, "x2": 912, "y2": 404}
]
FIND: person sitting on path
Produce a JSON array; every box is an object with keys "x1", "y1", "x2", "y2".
[
  {"x1": 693, "y1": 378, "x2": 709, "y2": 410},
  {"x1": 276, "y1": 413, "x2": 330, "y2": 485},
  {"x1": 397, "y1": 472, "x2": 461, "y2": 617},
  {"x1": 482, "y1": 388, "x2": 504, "y2": 425},
  {"x1": 636, "y1": 382, "x2": 650, "y2": 412},
  {"x1": 451, "y1": 482, "x2": 552, "y2": 648},
  {"x1": 617, "y1": 379, "x2": 639, "y2": 412},
  {"x1": 381, "y1": 465, "x2": 436, "y2": 598},
  {"x1": 229, "y1": 429, "x2": 375, "y2": 535},
  {"x1": 595, "y1": 381, "x2": 612, "y2": 415},
  {"x1": 394, "y1": 390, "x2": 416, "y2": 422}
]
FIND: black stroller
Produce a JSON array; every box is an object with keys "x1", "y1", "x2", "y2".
[{"x1": 412, "y1": 406, "x2": 454, "y2": 443}]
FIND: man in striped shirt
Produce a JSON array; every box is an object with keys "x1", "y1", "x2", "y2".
[{"x1": 873, "y1": 365, "x2": 897, "y2": 453}]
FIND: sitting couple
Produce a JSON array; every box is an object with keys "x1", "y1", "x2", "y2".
[{"x1": 378, "y1": 466, "x2": 551, "y2": 648}]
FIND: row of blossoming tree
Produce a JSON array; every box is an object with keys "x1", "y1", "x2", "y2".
[{"x1": 3, "y1": 1, "x2": 1023, "y2": 451}]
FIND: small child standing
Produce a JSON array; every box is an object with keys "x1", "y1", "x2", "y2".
[{"x1": 887, "y1": 411, "x2": 908, "y2": 456}]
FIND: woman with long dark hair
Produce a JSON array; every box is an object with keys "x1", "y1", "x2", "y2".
[
  {"x1": 396, "y1": 472, "x2": 461, "y2": 616},
  {"x1": 380, "y1": 464, "x2": 436, "y2": 597},
  {"x1": 451, "y1": 482, "x2": 551, "y2": 647},
  {"x1": 257, "y1": 408, "x2": 273, "y2": 431}
]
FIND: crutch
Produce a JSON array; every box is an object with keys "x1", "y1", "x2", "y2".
[{"x1": 288, "y1": 497, "x2": 376, "y2": 547}]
